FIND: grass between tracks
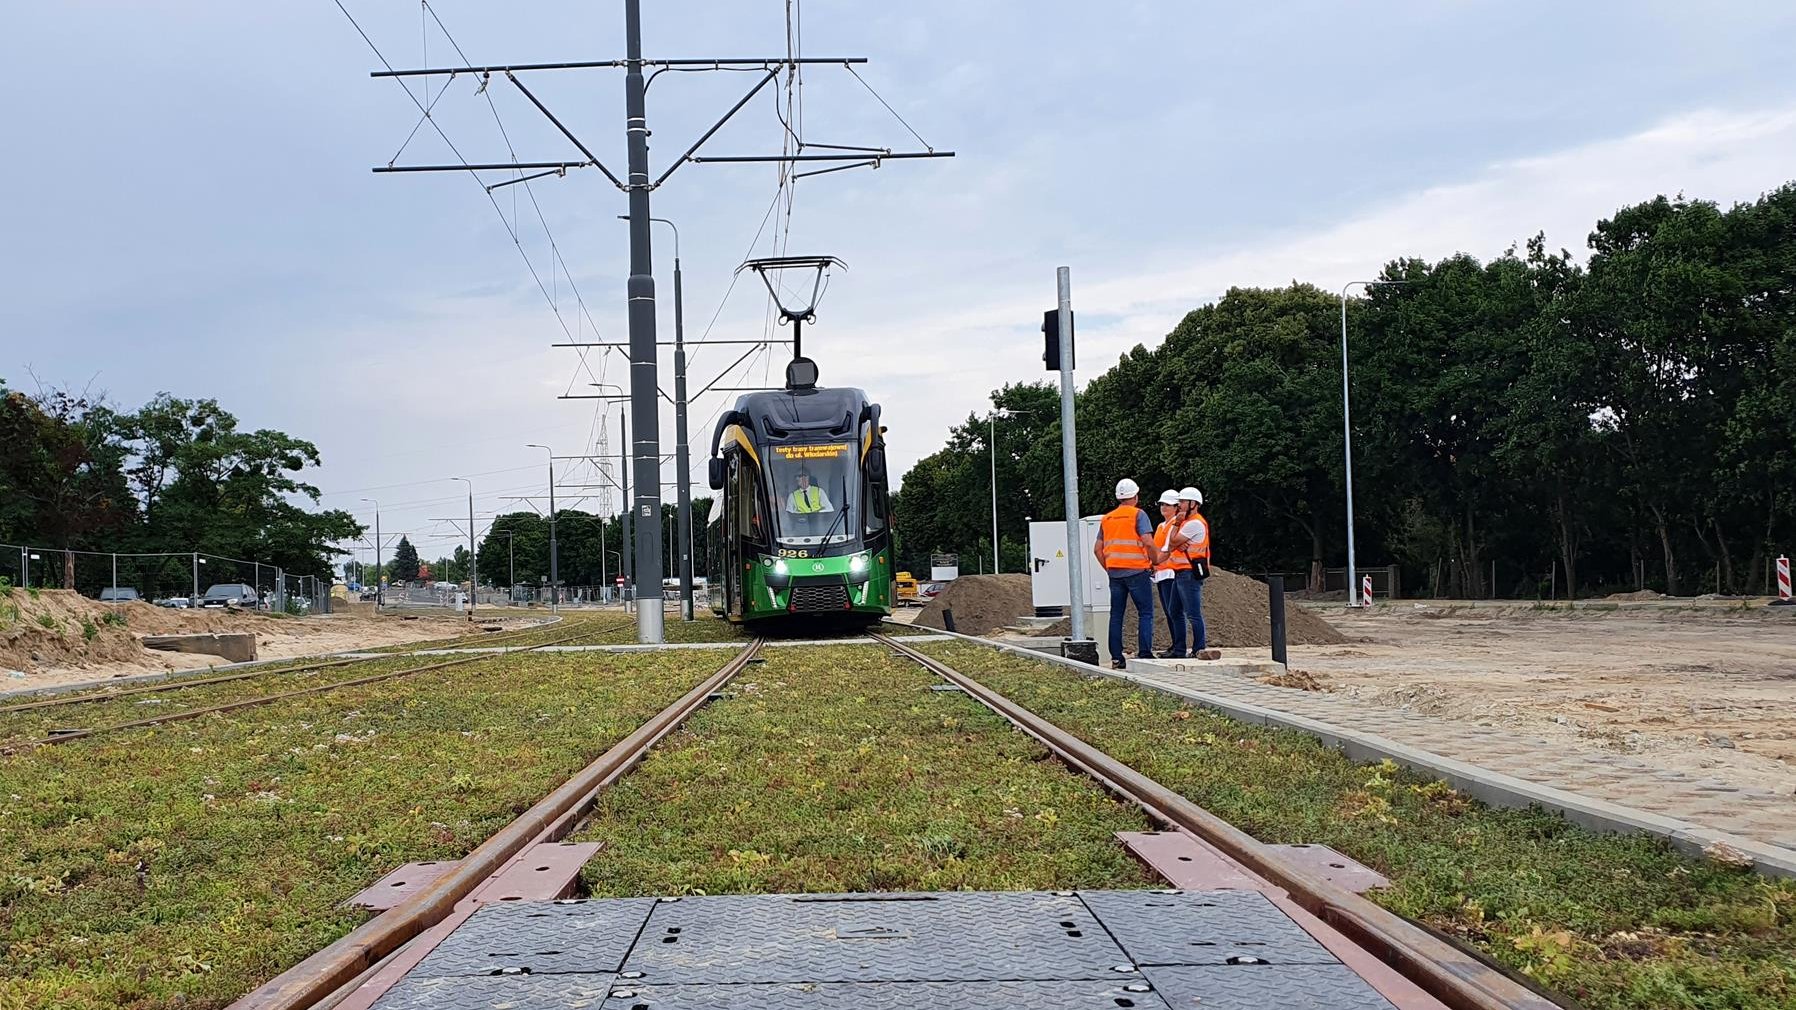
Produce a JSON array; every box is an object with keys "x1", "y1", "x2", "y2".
[
  {"x1": 575, "y1": 643, "x2": 1156, "y2": 895},
  {"x1": 919, "y1": 642, "x2": 1796, "y2": 1010},
  {"x1": 0, "y1": 647, "x2": 727, "y2": 1010}
]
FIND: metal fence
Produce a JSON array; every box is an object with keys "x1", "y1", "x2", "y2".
[{"x1": 1, "y1": 542, "x2": 332, "y2": 613}]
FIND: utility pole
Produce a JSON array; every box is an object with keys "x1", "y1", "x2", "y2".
[
  {"x1": 663, "y1": 219, "x2": 695, "y2": 621},
  {"x1": 525, "y1": 445, "x2": 559, "y2": 612},
  {"x1": 1054, "y1": 267, "x2": 1089, "y2": 649},
  {"x1": 619, "y1": 0, "x2": 665, "y2": 641},
  {"x1": 451, "y1": 477, "x2": 475, "y2": 619},
  {"x1": 361, "y1": 498, "x2": 383, "y2": 608},
  {"x1": 1338, "y1": 279, "x2": 1406, "y2": 607}
]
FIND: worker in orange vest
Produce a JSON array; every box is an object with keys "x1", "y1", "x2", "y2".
[
  {"x1": 1152, "y1": 490, "x2": 1191, "y2": 657},
  {"x1": 1165, "y1": 486, "x2": 1218, "y2": 659},
  {"x1": 1093, "y1": 478, "x2": 1165, "y2": 669}
]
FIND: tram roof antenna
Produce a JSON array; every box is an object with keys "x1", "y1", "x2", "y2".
[{"x1": 737, "y1": 255, "x2": 846, "y2": 364}]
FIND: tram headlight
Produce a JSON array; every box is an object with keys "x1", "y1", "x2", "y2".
[
  {"x1": 766, "y1": 557, "x2": 790, "y2": 588},
  {"x1": 846, "y1": 552, "x2": 870, "y2": 583}
]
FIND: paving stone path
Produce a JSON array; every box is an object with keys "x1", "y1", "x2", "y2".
[{"x1": 1122, "y1": 659, "x2": 1796, "y2": 861}]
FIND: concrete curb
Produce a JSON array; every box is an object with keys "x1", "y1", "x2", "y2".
[{"x1": 897, "y1": 621, "x2": 1796, "y2": 880}]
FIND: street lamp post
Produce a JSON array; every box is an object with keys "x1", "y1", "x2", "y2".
[
  {"x1": 451, "y1": 477, "x2": 476, "y2": 620},
  {"x1": 361, "y1": 498, "x2": 383, "y2": 608},
  {"x1": 989, "y1": 411, "x2": 1006, "y2": 575},
  {"x1": 624, "y1": 214, "x2": 696, "y2": 621},
  {"x1": 1338, "y1": 279, "x2": 1407, "y2": 607},
  {"x1": 524, "y1": 444, "x2": 559, "y2": 612}
]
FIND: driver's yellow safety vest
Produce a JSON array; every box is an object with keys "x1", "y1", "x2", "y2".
[{"x1": 794, "y1": 487, "x2": 823, "y2": 513}]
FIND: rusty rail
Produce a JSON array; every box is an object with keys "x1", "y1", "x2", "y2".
[
  {"x1": 0, "y1": 616, "x2": 583, "y2": 716},
  {"x1": 19, "y1": 620, "x2": 627, "y2": 748},
  {"x1": 229, "y1": 637, "x2": 764, "y2": 1010},
  {"x1": 872, "y1": 632, "x2": 1560, "y2": 1010}
]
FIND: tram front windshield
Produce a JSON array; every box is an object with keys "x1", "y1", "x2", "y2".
[{"x1": 767, "y1": 441, "x2": 856, "y2": 547}]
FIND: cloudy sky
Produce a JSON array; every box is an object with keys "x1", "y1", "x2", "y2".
[{"x1": 6, "y1": 1, "x2": 1795, "y2": 561}]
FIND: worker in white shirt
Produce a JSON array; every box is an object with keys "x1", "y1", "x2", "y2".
[
  {"x1": 1151, "y1": 490, "x2": 1190, "y2": 657},
  {"x1": 1163, "y1": 486, "x2": 1218, "y2": 659}
]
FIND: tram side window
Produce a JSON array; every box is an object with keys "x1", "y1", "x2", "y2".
[
  {"x1": 733, "y1": 453, "x2": 768, "y2": 546},
  {"x1": 864, "y1": 473, "x2": 889, "y2": 535}
]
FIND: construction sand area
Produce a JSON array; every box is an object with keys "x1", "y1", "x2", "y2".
[
  {"x1": 1294, "y1": 603, "x2": 1796, "y2": 795},
  {"x1": 915, "y1": 570, "x2": 1348, "y2": 648},
  {"x1": 1, "y1": 589, "x2": 547, "y2": 693}
]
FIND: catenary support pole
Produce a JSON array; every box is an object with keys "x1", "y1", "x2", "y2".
[
  {"x1": 623, "y1": 0, "x2": 665, "y2": 644},
  {"x1": 620, "y1": 406, "x2": 633, "y2": 597},
  {"x1": 191, "y1": 553, "x2": 199, "y2": 606},
  {"x1": 1056, "y1": 267, "x2": 1087, "y2": 644},
  {"x1": 990, "y1": 414, "x2": 1001, "y2": 576},
  {"x1": 671, "y1": 229, "x2": 694, "y2": 621},
  {"x1": 1268, "y1": 575, "x2": 1288, "y2": 666},
  {"x1": 111, "y1": 554, "x2": 118, "y2": 596}
]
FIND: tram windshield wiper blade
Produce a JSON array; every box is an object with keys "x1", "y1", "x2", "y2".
[{"x1": 815, "y1": 472, "x2": 851, "y2": 549}]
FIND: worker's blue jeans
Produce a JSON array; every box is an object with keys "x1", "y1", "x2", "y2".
[
  {"x1": 1176, "y1": 569, "x2": 1206, "y2": 651},
  {"x1": 1156, "y1": 576, "x2": 1186, "y2": 657},
  {"x1": 1108, "y1": 570, "x2": 1154, "y2": 663}
]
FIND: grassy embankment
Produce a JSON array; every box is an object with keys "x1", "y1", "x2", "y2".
[
  {"x1": 919, "y1": 641, "x2": 1796, "y2": 1010},
  {"x1": 0, "y1": 647, "x2": 726, "y2": 1010}
]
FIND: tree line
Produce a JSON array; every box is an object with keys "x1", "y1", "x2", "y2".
[
  {"x1": 895, "y1": 184, "x2": 1796, "y2": 598},
  {"x1": 462, "y1": 501, "x2": 713, "y2": 590},
  {"x1": 0, "y1": 382, "x2": 361, "y2": 593}
]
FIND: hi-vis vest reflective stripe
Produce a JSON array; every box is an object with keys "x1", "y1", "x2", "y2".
[
  {"x1": 794, "y1": 487, "x2": 823, "y2": 513},
  {"x1": 1098, "y1": 505, "x2": 1151, "y2": 570},
  {"x1": 1155, "y1": 520, "x2": 1192, "y2": 572},
  {"x1": 1182, "y1": 509, "x2": 1212, "y2": 562}
]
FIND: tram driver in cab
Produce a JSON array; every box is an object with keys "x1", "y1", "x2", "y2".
[{"x1": 785, "y1": 469, "x2": 835, "y2": 515}]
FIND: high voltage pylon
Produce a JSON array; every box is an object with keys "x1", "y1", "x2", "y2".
[{"x1": 357, "y1": 1, "x2": 952, "y2": 643}]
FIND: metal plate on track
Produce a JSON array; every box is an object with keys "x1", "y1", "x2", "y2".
[
  {"x1": 345, "y1": 860, "x2": 461, "y2": 911},
  {"x1": 476, "y1": 841, "x2": 605, "y2": 902},
  {"x1": 621, "y1": 892, "x2": 1131, "y2": 984},
  {"x1": 1079, "y1": 889, "x2": 1338, "y2": 966},
  {"x1": 371, "y1": 972, "x2": 618, "y2": 1010},
  {"x1": 1141, "y1": 963, "x2": 1398, "y2": 1010},
  {"x1": 595, "y1": 979, "x2": 1171, "y2": 1009},
  {"x1": 1266, "y1": 843, "x2": 1392, "y2": 893},
  {"x1": 411, "y1": 898, "x2": 656, "y2": 977},
  {"x1": 1117, "y1": 831, "x2": 1269, "y2": 891}
]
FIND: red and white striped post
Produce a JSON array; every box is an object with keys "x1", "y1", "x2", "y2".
[
  {"x1": 1361, "y1": 574, "x2": 1373, "y2": 608},
  {"x1": 1775, "y1": 556, "x2": 1792, "y2": 606}
]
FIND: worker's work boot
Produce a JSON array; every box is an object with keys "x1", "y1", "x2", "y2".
[
  {"x1": 1110, "y1": 660, "x2": 1127, "y2": 671},
  {"x1": 1195, "y1": 648, "x2": 1222, "y2": 661}
]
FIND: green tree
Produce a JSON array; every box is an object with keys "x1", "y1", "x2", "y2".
[{"x1": 390, "y1": 536, "x2": 421, "y2": 583}]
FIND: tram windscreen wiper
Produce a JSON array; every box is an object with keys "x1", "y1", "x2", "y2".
[{"x1": 816, "y1": 471, "x2": 851, "y2": 549}]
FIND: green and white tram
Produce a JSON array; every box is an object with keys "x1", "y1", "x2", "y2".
[{"x1": 705, "y1": 356, "x2": 895, "y2": 625}]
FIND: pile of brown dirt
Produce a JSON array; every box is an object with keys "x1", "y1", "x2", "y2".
[
  {"x1": 0, "y1": 589, "x2": 151, "y2": 673},
  {"x1": 1043, "y1": 567, "x2": 1348, "y2": 649},
  {"x1": 1605, "y1": 589, "x2": 1666, "y2": 602},
  {"x1": 1259, "y1": 668, "x2": 1328, "y2": 691},
  {"x1": 914, "y1": 574, "x2": 1037, "y2": 635}
]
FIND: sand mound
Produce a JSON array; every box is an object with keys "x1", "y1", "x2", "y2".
[
  {"x1": 914, "y1": 568, "x2": 1346, "y2": 648},
  {"x1": 914, "y1": 574, "x2": 1036, "y2": 635},
  {"x1": 0, "y1": 589, "x2": 151, "y2": 673},
  {"x1": 1606, "y1": 589, "x2": 1666, "y2": 602}
]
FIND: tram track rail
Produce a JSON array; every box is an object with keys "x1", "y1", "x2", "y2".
[
  {"x1": 5, "y1": 618, "x2": 637, "y2": 750},
  {"x1": 230, "y1": 637, "x2": 766, "y2": 1010},
  {"x1": 869, "y1": 632, "x2": 1557, "y2": 1010},
  {"x1": 208, "y1": 629, "x2": 1559, "y2": 1010}
]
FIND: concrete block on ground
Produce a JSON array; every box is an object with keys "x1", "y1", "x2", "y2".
[
  {"x1": 1129, "y1": 655, "x2": 1285, "y2": 679},
  {"x1": 140, "y1": 633, "x2": 258, "y2": 663}
]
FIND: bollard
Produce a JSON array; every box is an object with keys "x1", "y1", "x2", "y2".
[
  {"x1": 1775, "y1": 556, "x2": 1793, "y2": 607},
  {"x1": 1361, "y1": 574, "x2": 1373, "y2": 609},
  {"x1": 1268, "y1": 575, "x2": 1288, "y2": 666}
]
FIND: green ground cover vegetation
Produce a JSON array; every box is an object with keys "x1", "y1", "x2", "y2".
[
  {"x1": 577, "y1": 643, "x2": 1154, "y2": 895},
  {"x1": 0, "y1": 648, "x2": 722, "y2": 1010},
  {"x1": 920, "y1": 641, "x2": 1796, "y2": 1010}
]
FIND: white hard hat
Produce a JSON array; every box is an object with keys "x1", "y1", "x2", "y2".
[
  {"x1": 1178, "y1": 486, "x2": 1203, "y2": 505},
  {"x1": 1157, "y1": 490, "x2": 1181, "y2": 506},
  {"x1": 1114, "y1": 478, "x2": 1140, "y2": 499}
]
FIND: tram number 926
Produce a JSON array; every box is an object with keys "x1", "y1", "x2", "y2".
[{"x1": 776, "y1": 548, "x2": 812, "y2": 559}]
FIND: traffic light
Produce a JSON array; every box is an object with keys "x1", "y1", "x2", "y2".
[{"x1": 1042, "y1": 308, "x2": 1074, "y2": 371}]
